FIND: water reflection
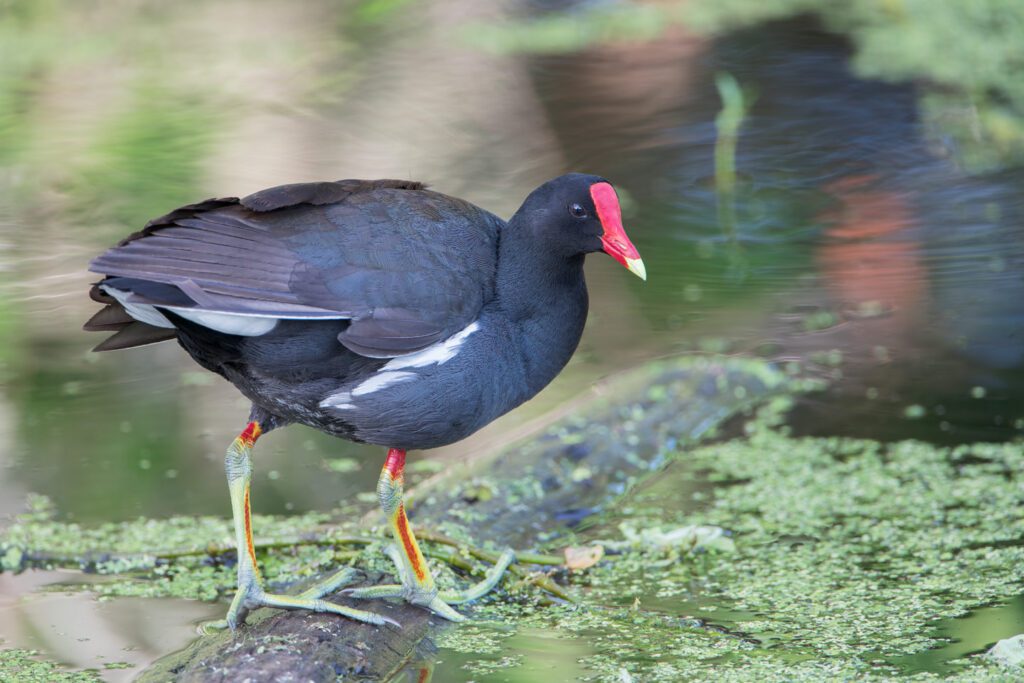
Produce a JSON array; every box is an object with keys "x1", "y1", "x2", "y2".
[
  {"x1": 0, "y1": 570, "x2": 218, "y2": 681},
  {"x1": 529, "y1": 19, "x2": 1024, "y2": 443},
  {"x1": 891, "y1": 595, "x2": 1024, "y2": 675}
]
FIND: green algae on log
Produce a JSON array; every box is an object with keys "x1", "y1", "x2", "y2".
[
  {"x1": 0, "y1": 356, "x2": 794, "y2": 682},
  {"x1": 524, "y1": 403, "x2": 1024, "y2": 681},
  {"x1": 138, "y1": 356, "x2": 793, "y2": 682},
  {"x1": 9, "y1": 361, "x2": 1023, "y2": 680}
]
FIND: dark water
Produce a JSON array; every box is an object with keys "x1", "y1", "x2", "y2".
[
  {"x1": 0, "y1": 2, "x2": 1022, "y2": 679},
  {"x1": 529, "y1": 20, "x2": 1024, "y2": 445}
]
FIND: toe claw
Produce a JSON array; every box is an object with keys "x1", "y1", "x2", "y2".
[{"x1": 297, "y1": 567, "x2": 360, "y2": 600}]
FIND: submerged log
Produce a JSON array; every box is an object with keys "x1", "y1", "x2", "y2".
[{"x1": 140, "y1": 356, "x2": 792, "y2": 682}]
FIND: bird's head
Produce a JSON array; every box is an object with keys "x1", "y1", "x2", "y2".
[{"x1": 516, "y1": 173, "x2": 646, "y2": 280}]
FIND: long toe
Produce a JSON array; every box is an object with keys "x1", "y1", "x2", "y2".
[
  {"x1": 440, "y1": 548, "x2": 516, "y2": 605},
  {"x1": 296, "y1": 567, "x2": 361, "y2": 600},
  {"x1": 343, "y1": 583, "x2": 467, "y2": 622},
  {"x1": 344, "y1": 541, "x2": 514, "y2": 622},
  {"x1": 257, "y1": 592, "x2": 399, "y2": 627},
  {"x1": 214, "y1": 578, "x2": 396, "y2": 630}
]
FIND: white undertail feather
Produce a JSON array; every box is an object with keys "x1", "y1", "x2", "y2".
[
  {"x1": 102, "y1": 285, "x2": 280, "y2": 336},
  {"x1": 101, "y1": 286, "x2": 176, "y2": 329},
  {"x1": 174, "y1": 309, "x2": 279, "y2": 336}
]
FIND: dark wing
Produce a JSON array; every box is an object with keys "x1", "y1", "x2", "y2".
[{"x1": 87, "y1": 179, "x2": 502, "y2": 357}]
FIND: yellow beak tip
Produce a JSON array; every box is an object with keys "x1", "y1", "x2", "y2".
[{"x1": 626, "y1": 257, "x2": 647, "y2": 281}]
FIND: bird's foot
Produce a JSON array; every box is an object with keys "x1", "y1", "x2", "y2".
[
  {"x1": 199, "y1": 566, "x2": 398, "y2": 634},
  {"x1": 344, "y1": 546, "x2": 516, "y2": 622}
]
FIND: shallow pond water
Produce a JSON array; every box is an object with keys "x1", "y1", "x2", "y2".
[{"x1": 1, "y1": 1, "x2": 1022, "y2": 680}]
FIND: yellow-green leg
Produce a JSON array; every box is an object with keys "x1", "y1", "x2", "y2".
[
  {"x1": 203, "y1": 422, "x2": 395, "y2": 632},
  {"x1": 344, "y1": 448, "x2": 516, "y2": 621}
]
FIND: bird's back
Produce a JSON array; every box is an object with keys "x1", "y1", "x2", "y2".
[{"x1": 87, "y1": 179, "x2": 504, "y2": 357}]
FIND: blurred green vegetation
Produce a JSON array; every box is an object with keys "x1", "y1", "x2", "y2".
[
  {"x1": 65, "y1": 83, "x2": 217, "y2": 233},
  {"x1": 352, "y1": 0, "x2": 416, "y2": 25},
  {"x1": 0, "y1": 1, "x2": 220, "y2": 234},
  {"x1": 0, "y1": 0, "x2": 56, "y2": 165},
  {"x1": 467, "y1": 0, "x2": 1024, "y2": 171},
  {"x1": 463, "y1": 1, "x2": 668, "y2": 53}
]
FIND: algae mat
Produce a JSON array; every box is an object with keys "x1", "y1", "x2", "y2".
[
  {"x1": 3, "y1": 369, "x2": 1024, "y2": 680},
  {"x1": 434, "y1": 401, "x2": 1024, "y2": 681}
]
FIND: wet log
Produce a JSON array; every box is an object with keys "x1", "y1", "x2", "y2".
[
  {"x1": 139, "y1": 572, "x2": 433, "y2": 683},
  {"x1": 139, "y1": 356, "x2": 791, "y2": 682}
]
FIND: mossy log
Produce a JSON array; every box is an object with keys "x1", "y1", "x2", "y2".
[{"x1": 140, "y1": 357, "x2": 792, "y2": 682}]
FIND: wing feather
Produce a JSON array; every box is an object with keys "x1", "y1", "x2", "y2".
[{"x1": 87, "y1": 179, "x2": 501, "y2": 356}]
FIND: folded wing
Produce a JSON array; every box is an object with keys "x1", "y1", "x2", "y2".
[{"x1": 87, "y1": 179, "x2": 502, "y2": 357}]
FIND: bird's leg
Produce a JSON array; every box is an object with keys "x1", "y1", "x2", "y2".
[
  {"x1": 345, "y1": 448, "x2": 516, "y2": 621},
  {"x1": 202, "y1": 421, "x2": 394, "y2": 632}
]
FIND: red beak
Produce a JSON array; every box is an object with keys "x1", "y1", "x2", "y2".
[{"x1": 590, "y1": 182, "x2": 646, "y2": 280}]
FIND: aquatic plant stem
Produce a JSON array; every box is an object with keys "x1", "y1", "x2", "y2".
[
  {"x1": 415, "y1": 529, "x2": 576, "y2": 602},
  {"x1": 714, "y1": 71, "x2": 753, "y2": 280}
]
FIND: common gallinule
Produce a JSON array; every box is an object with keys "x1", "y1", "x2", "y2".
[{"x1": 85, "y1": 173, "x2": 645, "y2": 628}]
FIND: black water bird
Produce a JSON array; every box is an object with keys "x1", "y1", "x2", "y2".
[{"x1": 85, "y1": 174, "x2": 645, "y2": 628}]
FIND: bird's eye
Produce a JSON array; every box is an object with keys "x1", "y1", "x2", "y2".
[{"x1": 568, "y1": 203, "x2": 588, "y2": 219}]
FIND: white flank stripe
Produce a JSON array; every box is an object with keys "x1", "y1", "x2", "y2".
[
  {"x1": 384, "y1": 321, "x2": 480, "y2": 370},
  {"x1": 101, "y1": 285, "x2": 278, "y2": 336},
  {"x1": 319, "y1": 392, "x2": 355, "y2": 410},
  {"x1": 351, "y1": 371, "x2": 417, "y2": 396},
  {"x1": 320, "y1": 320, "x2": 481, "y2": 409}
]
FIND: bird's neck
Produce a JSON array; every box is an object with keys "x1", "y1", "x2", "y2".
[{"x1": 493, "y1": 216, "x2": 589, "y2": 384}]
